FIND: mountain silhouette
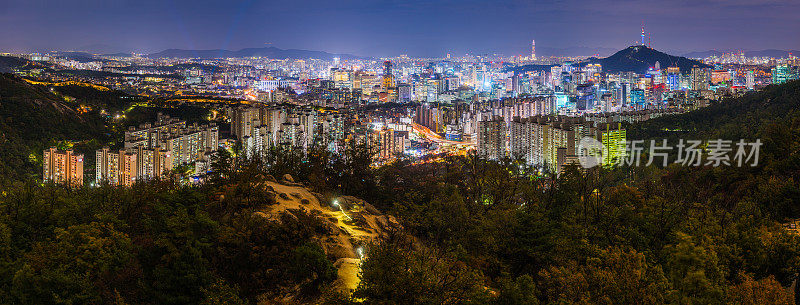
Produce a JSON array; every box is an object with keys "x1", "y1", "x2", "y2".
[{"x1": 146, "y1": 47, "x2": 367, "y2": 60}]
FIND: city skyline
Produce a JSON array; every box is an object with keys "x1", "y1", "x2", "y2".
[{"x1": 1, "y1": 0, "x2": 799, "y2": 57}]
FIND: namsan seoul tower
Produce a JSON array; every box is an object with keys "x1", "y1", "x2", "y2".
[{"x1": 641, "y1": 24, "x2": 646, "y2": 45}]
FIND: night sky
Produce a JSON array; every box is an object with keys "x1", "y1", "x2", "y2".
[{"x1": 1, "y1": 0, "x2": 798, "y2": 57}]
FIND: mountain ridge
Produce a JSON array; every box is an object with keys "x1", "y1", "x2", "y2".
[
  {"x1": 683, "y1": 49, "x2": 800, "y2": 59},
  {"x1": 508, "y1": 45, "x2": 711, "y2": 74},
  {"x1": 146, "y1": 46, "x2": 368, "y2": 60},
  {"x1": 586, "y1": 45, "x2": 711, "y2": 73}
]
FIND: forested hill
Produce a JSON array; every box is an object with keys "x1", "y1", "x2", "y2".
[
  {"x1": 0, "y1": 73, "x2": 147, "y2": 183},
  {"x1": 629, "y1": 79, "x2": 800, "y2": 141},
  {"x1": 0, "y1": 74, "x2": 112, "y2": 182},
  {"x1": 586, "y1": 45, "x2": 711, "y2": 73}
]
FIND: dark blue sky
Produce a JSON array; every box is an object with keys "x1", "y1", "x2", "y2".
[{"x1": 1, "y1": 0, "x2": 798, "y2": 57}]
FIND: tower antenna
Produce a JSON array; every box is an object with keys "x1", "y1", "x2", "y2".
[{"x1": 641, "y1": 22, "x2": 645, "y2": 46}]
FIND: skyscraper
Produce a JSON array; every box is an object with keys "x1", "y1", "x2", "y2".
[
  {"x1": 382, "y1": 61, "x2": 394, "y2": 89},
  {"x1": 746, "y1": 70, "x2": 755, "y2": 90},
  {"x1": 531, "y1": 39, "x2": 536, "y2": 61},
  {"x1": 691, "y1": 66, "x2": 711, "y2": 91},
  {"x1": 772, "y1": 65, "x2": 797, "y2": 84}
]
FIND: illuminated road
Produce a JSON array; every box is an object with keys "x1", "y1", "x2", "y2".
[{"x1": 410, "y1": 123, "x2": 476, "y2": 147}]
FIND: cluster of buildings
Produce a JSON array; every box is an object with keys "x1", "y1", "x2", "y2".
[
  {"x1": 96, "y1": 114, "x2": 219, "y2": 186},
  {"x1": 478, "y1": 115, "x2": 626, "y2": 171},
  {"x1": 43, "y1": 114, "x2": 219, "y2": 187},
  {"x1": 228, "y1": 104, "x2": 410, "y2": 161},
  {"x1": 31, "y1": 37, "x2": 800, "y2": 186},
  {"x1": 42, "y1": 147, "x2": 84, "y2": 187}
]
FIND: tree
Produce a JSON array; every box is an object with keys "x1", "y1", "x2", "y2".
[
  {"x1": 726, "y1": 273, "x2": 794, "y2": 305},
  {"x1": 353, "y1": 235, "x2": 490, "y2": 305},
  {"x1": 536, "y1": 247, "x2": 671, "y2": 305}
]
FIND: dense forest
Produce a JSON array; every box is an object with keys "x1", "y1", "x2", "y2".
[{"x1": 1, "y1": 77, "x2": 800, "y2": 304}]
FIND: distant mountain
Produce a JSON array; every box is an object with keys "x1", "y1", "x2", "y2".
[
  {"x1": 586, "y1": 45, "x2": 710, "y2": 73},
  {"x1": 146, "y1": 47, "x2": 367, "y2": 60},
  {"x1": 682, "y1": 50, "x2": 725, "y2": 59},
  {"x1": 744, "y1": 49, "x2": 800, "y2": 58},
  {"x1": 100, "y1": 53, "x2": 135, "y2": 58},
  {"x1": 683, "y1": 49, "x2": 800, "y2": 59},
  {"x1": 49, "y1": 51, "x2": 97, "y2": 62},
  {"x1": 75, "y1": 43, "x2": 132, "y2": 55},
  {"x1": 507, "y1": 46, "x2": 709, "y2": 75}
]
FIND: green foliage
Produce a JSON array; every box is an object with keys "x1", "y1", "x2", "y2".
[
  {"x1": 353, "y1": 235, "x2": 491, "y2": 305},
  {"x1": 0, "y1": 175, "x2": 340, "y2": 304},
  {"x1": 536, "y1": 247, "x2": 671, "y2": 304},
  {"x1": 289, "y1": 242, "x2": 338, "y2": 293}
]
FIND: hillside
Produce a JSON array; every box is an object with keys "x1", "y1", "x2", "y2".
[
  {"x1": 250, "y1": 174, "x2": 402, "y2": 298},
  {"x1": 147, "y1": 47, "x2": 367, "y2": 60},
  {"x1": 629, "y1": 79, "x2": 800, "y2": 141},
  {"x1": 586, "y1": 45, "x2": 711, "y2": 73},
  {"x1": 0, "y1": 56, "x2": 49, "y2": 73},
  {"x1": 508, "y1": 45, "x2": 710, "y2": 74},
  {"x1": 0, "y1": 74, "x2": 111, "y2": 182}
]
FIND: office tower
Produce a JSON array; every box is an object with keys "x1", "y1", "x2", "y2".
[
  {"x1": 667, "y1": 73, "x2": 680, "y2": 91},
  {"x1": 691, "y1": 66, "x2": 711, "y2": 91},
  {"x1": 630, "y1": 88, "x2": 645, "y2": 106},
  {"x1": 772, "y1": 65, "x2": 797, "y2": 84},
  {"x1": 332, "y1": 69, "x2": 353, "y2": 89},
  {"x1": 477, "y1": 117, "x2": 506, "y2": 160},
  {"x1": 746, "y1": 70, "x2": 755, "y2": 90},
  {"x1": 382, "y1": 61, "x2": 394, "y2": 89},
  {"x1": 531, "y1": 39, "x2": 536, "y2": 61},
  {"x1": 43, "y1": 147, "x2": 84, "y2": 186},
  {"x1": 398, "y1": 84, "x2": 412, "y2": 102},
  {"x1": 576, "y1": 83, "x2": 596, "y2": 110},
  {"x1": 601, "y1": 93, "x2": 613, "y2": 112}
]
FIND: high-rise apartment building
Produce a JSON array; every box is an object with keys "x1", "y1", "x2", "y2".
[
  {"x1": 477, "y1": 117, "x2": 506, "y2": 160},
  {"x1": 98, "y1": 113, "x2": 217, "y2": 186},
  {"x1": 592, "y1": 122, "x2": 626, "y2": 166},
  {"x1": 95, "y1": 147, "x2": 137, "y2": 186},
  {"x1": 43, "y1": 147, "x2": 84, "y2": 186}
]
